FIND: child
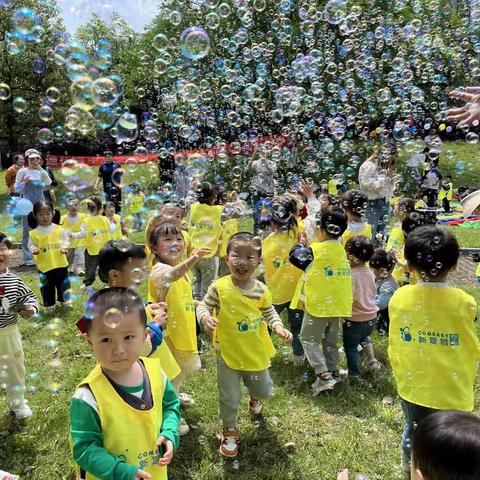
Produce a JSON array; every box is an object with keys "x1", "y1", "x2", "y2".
[
  {"x1": 188, "y1": 181, "x2": 223, "y2": 300},
  {"x1": 262, "y1": 195, "x2": 305, "y2": 365},
  {"x1": 369, "y1": 248, "x2": 398, "y2": 336},
  {"x1": 61, "y1": 196, "x2": 85, "y2": 277},
  {"x1": 0, "y1": 232, "x2": 39, "y2": 420},
  {"x1": 344, "y1": 236, "x2": 381, "y2": 379},
  {"x1": 28, "y1": 201, "x2": 70, "y2": 309},
  {"x1": 338, "y1": 410, "x2": 480, "y2": 480},
  {"x1": 289, "y1": 206, "x2": 352, "y2": 394},
  {"x1": 197, "y1": 232, "x2": 292, "y2": 458},
  {"x1": 388, "y1": 225, "x2": 480, "y2": 472},
  {"x1": 126, "y1": 183, "x2": 145, "y2": 231},
  {"x1": 386, "y1": 197, "x2": 415, "y2": 253},
  {"x1": 105, "y1": 201, "x2": 128, "y2": 241},
  {"x1": 340, "y1": 189, "x2": 372, "y2": 244},
  {"x1": 69, "y1": 197, "x2": 115, "y2": 294},
  {"x1": 438, "y1": 175, "x2": 453, "y2": 213},
  {"x1": 149, "y1": 222, "x2": 210, "y2": 434},
  {"x1": 97, "y1": 239, "x2": 181, "y2": 384},
  {"x1": 70, "y1": 288, "x2": 181, "y2": 480}
]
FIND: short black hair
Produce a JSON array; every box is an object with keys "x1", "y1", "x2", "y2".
[
  {"x1": 345, "y1": 235, "x2": 374, "y2": 262},
  {"x1": 396, "y1": 197, "x2": 416, "y2": 215},
  {"x1": 28, "y1": 201, "x2": 61, "y2": 228},
  {"x1": 196, "y1": 181, "x2": 216, "y2": 204},
  {"x1": 404, "y1": 225, "x2": 459, "y2": 278},
  {"x1": 86, "y1": 196, "x2": 103, "y2": 213},
  {"x1": 401, "y1": 211, "x2": 427, "y2": 237},
  {"x1": 98, "y1": 240, "x2": 147, "y2": 284},
  {"x1": 341, "y1": 189, "x2": 368, "y2": 215},
  {"x1": 226, "y1": 232, "x2": 262, "y2": 257},
  {"x1": 369, "y1": 248, "x2": 395, "y2": 272},
  {"x1": 84, "y1": 287, "x2": 147, "y2": 332},
  {"x1": 0, "y1": 232, "x2": 13, "y2": 249},
  {"x1": 412, "y1": 410, "x2": 480, "y2": 480},
  {"x1": 148, "y1": 222, "x2": 184, "y2": 263},
  {"x1": 270, "y1": 195, "x2": 298, "y2": 232},
  {"x1": 318, "y1": 206, "x2": 348, "y2": 239}
]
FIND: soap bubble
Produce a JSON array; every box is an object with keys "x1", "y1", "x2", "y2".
[
  {"x1": 13, "y1": 96, "x2": 27, "y2": 113},
  {"x1": 324, "y1": 0, "x2": 348, "y2": 25},
  {"x1": 39, "y1": 105, "x2": 54, "y2": 122},
  {"x1": 93, "y1": 77, "x2": 120, "y2": 107},
  {"x1": 37, "y1": 127, "x2": 54, "y2": 144},
  {"x1": 103, "y1": 308, "x2": 123, "y2": 329},
  {"x1": 152, "y1": 33, "x2": 169, "y2": 52},
  {"x1": 13, "y1": 198, "x2": 33, "y2": 216},
  {"x1": 0, "y1": 83, "x2": 11, "y2": 100},
  {"x1": 13, "y1": 7, "x2": 41, "y2": 35},
  {"x1": 180, "y1": 27, "x2": 210, "y2": 60}
]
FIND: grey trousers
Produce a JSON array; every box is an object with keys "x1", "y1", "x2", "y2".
[
  {"x1": 217, "y1": 353, "x2": 274, "y2": 429},
  {"x1": 84, "y1": 251, "x2": 99, "y2": 287},
  {"x1": 300, "y1": 313, "x2": 340, "y2": 374},
  {"x1": 67, "y1": 247, "x2": 85, "y2": 273},
  {"x1": 192, "y1": 256, "x2": 218, "y2": 300}
]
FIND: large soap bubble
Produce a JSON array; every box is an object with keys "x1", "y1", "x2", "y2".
[{"x1": 180, "y1": 27, "x2": 210, "y2": 60}]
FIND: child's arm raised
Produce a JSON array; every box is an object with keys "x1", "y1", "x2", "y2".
[{"x1": 162, "y1": 248, "x2": 211, "y2": 284}]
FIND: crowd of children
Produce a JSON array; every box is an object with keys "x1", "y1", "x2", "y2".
[{"x1": 1, "y1": 174, "x2": 479, "y2": 480}]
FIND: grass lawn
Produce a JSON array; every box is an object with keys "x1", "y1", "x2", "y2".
[{"x1": 0, "y1": 142, "x2": 479, "y2": 479}]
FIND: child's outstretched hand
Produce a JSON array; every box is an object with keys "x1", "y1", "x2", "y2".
[
  {"x1": 60, "y1": 247, "x2": 68, "y2": 254},
  {"x1": 299, "y1": 231, "x2": 308, "y2": 246},
  {"x1": 31, "y1": 247, "x2": 40, "y2": 255},
  {"x1": 148, "y1": 302, "x2": 168, "y2": 329},
  {"x1": 274, "y1": 324, "x2": 293, "y2": 343},
  {"x1": 337, "y1": 469, "x2": 349, "y2": 480},
  {"x1": 193, "y1": 247, "x2": 212, "y2": 259},
  {"x1": 20, "y1": 307, "x2": 35, "y2": 319},
  {"x1": 157, "y1": 436, "x2": 174, "y2": 466},
  {"x1": 135, "y1": 469, "x2": 151, "y2": 480},
  {"x1": 202, "y1": 314, "x2": 219, "y2": 336}
]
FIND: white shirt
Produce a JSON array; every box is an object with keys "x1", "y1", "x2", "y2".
[
  {"x1": 424, "y1": 134, "x2": 442, "y2": 151},
  {"x1": 406, "y1": 153, "x2": 426, "y2": 168},
  {"x1": 358, "y1": 160, "x2": 393, "y2": 200}
]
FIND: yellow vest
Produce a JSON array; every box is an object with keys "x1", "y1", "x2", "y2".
[
  {"x1": 129, "y1": 193, "x2": 144, "y2": 213},
  {"x1": 438, "y1": 183, "x2": 453, "y2": 202},
  {"x1": 477, "y1": 263, "x2": 480, "y2": 279},
  {"x1": 75, "y1": 358, "x2": 167, "y2": 480},
  {"x1": 165, "y1": 276, "x2": 197, "y2": 352},
  {"x1": 215, "y1": 275, "x2": 275, "y2": 371},
  {"x1": 386, "y1": 222, "x2": 404, "y2": 251},
  {"x1": 84, "y1": 216, "x2": 112, "y2": 255},
  {"x1": 328, "y1": 179, "x2": 338, "y2": 195},
  {"x1": 145, "y1": 309, "x2": 181, "y2": 381},
  {"x1": 188, "y1": 203, "x2": 223, "y2": 257},
  {"x1": 219, "y1": 218, "x2": 239, "y2": 258},
  {"x1": 341, "y1": 223, "x2": 372, "y2": 245},
  {"x1": 388, "y1": 285, "x2": 480, "y2": 411},
  {"x1": 262, "y1": 229, "x2": 302, "y2": 305},
  {"x1": 291, "y1": 241, "x2": 352, "y2": 317},
  {"x1": 29, "y1": 225, "x2": 68, "y2": 273},
  {"x1": 109, "y1": 214, "x2": 123, "y2": 241},
  {"x1": 61, "y1": 213, "x2": 85, "y2": 248}
]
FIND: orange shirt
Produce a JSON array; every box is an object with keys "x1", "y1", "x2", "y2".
[{"x1": 5, "y1": 165, "x2": 18, "y2": 194}]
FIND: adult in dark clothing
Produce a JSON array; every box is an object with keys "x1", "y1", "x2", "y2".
[
  {"x1": 93, "y1": 151, "x2": 123, "y2": 212},
  {"x1": 41, "y1": 157, "x2": 58, "y2": 205}
]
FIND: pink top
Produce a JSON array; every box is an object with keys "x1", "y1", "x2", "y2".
[{"x1": 351, "y1": 266, "x2": 379, "y2": 322}]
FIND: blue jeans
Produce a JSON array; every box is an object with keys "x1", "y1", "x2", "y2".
[
  {"x1": 365, "y1": 198, "x2": 390, "y2": 246},
  {"x1": 21, "y1": 216, "x2": 33, "y2": 264},
  {"x1": 400, "y1": 399, "x2": 437, "y2": 468},
  {"x1": 274, "y1": 303, "x2": 304, "y2": 357},
  {"x1": 342, "y1": 320, "x2": 374, "y2": 376},
  {"x1": 132, "y1": 212, "x2": 142, "y2": 230}
]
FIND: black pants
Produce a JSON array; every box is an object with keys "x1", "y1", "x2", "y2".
[
  {"x1": 84, "y1": 251, "x2": 99, "y2": 286},
  {"x1": 426, "y1": 189, "x2": 438, "y2": 207},
  {"x1": 39, "y1": 267, "x2": 70, "y2": 307},
  {"x1": 442, "y1": 197, "x2": 450, "y2": 213}
]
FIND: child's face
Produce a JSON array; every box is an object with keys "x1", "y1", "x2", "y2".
[
  {"x1": 86, "y1": 312, "x2": 147, "y2": 375},
  {"x1": 36, "y1": 206, "x2": 53, "y2": 226},
  {"x1": 371, "y1": 266, "x2": 387, "y2": 279},
  {"x1": 394, "y1": 203, "x2": 408, "y2": 220},
  {"x1": 161, "y1": 207, "x2": 182, "y2": 225},
  {"x1": 67, "y1": 200, "x2": 79, "y2": 215},
  {"x1": 0, "y1": 243, "x2": 11, "y2": 272},
  {"x1": 227, "y1": 241, "x2": 260, "y2": 281},
  {"x1": 110, "y1": 258, "x2": 148, "y2": 289},
  {"x1": 319, "y1": 194, "x2": 330, "y2": 211},
  {"x1": 152, "y1": 231, "x2": 185, "y2": 264},
  {"x1": 105, "y1": 205, "x2": 115, "y2": 216}
]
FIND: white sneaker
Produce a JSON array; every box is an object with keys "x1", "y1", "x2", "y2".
[
  {"x1": 311, "y1": 375, "x2": 336, "y2": 395},
  {"x1": 220, "y1": 428, "x2": 239, "y2": 457},
  {"x1": 293, "y1": 355, "x2": 305, "y2": 366},
  {"x1": 77, "y1": 269, "x2": 85, "y2": 277},
  {"x1": 178, "y1": 417, "x2": 190, "y2": 436},
  {"x1": 0, "y1": 470, "x2": 19, "y2": 480},
  {"x1": 11, "y1": 401, "x2": 32, "y2": 420}
]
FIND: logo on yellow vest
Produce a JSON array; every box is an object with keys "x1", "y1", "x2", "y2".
[
  {"x1": 323, "y1": 266, "x2": 351, "y2": 277},
  {"x1": 237, "y1": 316, "x2": 262, "y2": 333},
  {"x1": 400, "y1": 326, "x2": 460, "y2": 347}
]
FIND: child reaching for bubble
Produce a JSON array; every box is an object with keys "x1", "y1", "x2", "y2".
[{"x1": 198, "y1": 232, "x2": 292, "y2": 458}]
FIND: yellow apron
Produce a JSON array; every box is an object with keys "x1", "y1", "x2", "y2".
[
  {"x1": 215, "y1": 275, "x2": 275, "y2": 371},
  {"x1": 129, "y1": 193, "x2": 145, "y2": 213},
  {"x1": 75, "y1": 357, "x2": 167, "y2": 480},
  {"x1": 386, "y1": 223, "x2": 404, "y2": 252},
  {"x1": 84, "y1": 216, "x2": 112, "y2": 255},
  {"x1": 188, "y1": 203, "x2": 223, "y2": 257},
  {"x1": 61, "y1": 213, "x2": 85, "y2": 248},
  {"x1": 327, "y1": 179, "x2": 338, "y2": 195},
  {"x1": 291, "y1": 241, "x2": 352, "y2": 317},
  {"x1": 341, "y1": 223, "x2": 372, "y2": 245},
  {"x1": 110, "y1": 214, "x2": 123, "y2": 241},
  {"x1": 29, "y1": 225, "x2": 68, "y2": 272},
  {"x1": 262, "y1": 229, "x2": 302, "y2": 305},
  {"x1": 388, "y1": 285, "x2": 480, "y2": 411},
  {"x1": 219, "y1": 218, "x2": 239, "y2": 258}
]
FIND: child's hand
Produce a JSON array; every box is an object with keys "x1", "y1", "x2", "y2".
[
  {"x1": 194, "y1": 247, "x2": 212, "y2": 259},
  {"x1": 110, "y1": 217, "x2": 117, "y2": 224},
  {"x1": 20, "y1": 307, "x2": 35, "y2": 319},
  {"x1": 148, "y1": 302, "x2": 168, "y2": 329},
  {"x1": 157, "y1": 436, "x2": 174, "y2": 466},
  {"x1": 299, "y1": 232, "x2": 308, "y2": 246},
  {"x1": 60, "y1": 247, "x2": 68, "y2": 254},
  {"x1": 274, "y1": 325, "x2": 293, "y2": 343},
  {"x1": 135, "y1": 469, "x2": 151, "y2": 480},
  {"x1": 202, "y1": 314, "x2": 218, "y2": 336},
  {"x1": 299, "y1": 179, "x2": 314, "y2": 197},
  {"x1": 31, "y1": 247, "x2": 40, "y2": 255},
  {"x1": 337, "y1": 469, "x2": 349, "y2": 480}
]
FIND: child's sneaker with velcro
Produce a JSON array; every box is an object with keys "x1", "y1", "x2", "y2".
[
  {"x1": 248, "y1": 398, "x2": 263, "y2": 416},
  {"x1": 311, "y1": 373, "x2": 336, "y2": 395},
  {"x1": 220, "y1": 428, "x2": 239, "y2": 457}
]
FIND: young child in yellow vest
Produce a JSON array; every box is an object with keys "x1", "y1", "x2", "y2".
[
  {"x1": 97, "y1": 239, "x2": 181, "y2": 384},
  {"x1": 340, "y1": 189, "x2": 372, "y2": 245},
  {"x1": 148, "y1": 222, "x2": 211, "y2": 436},
  {"x1": 388, "y1": 225, "x2": 480, "y2": 473},
  {"x1": 343, "y1": 236, "x2": 381, "y2": 381},
  {"x1": 262, "y1": 195, "x2": 305, "y2": 365},
  {"x1": 0, "y1": 232, "x2": 39, "y2": 421},
  {"x1": 126, "y1": 184, "x2": 145, "y2": 231},
  {"x1": 188, "y1": 181, "x2": 223, "y2": 300},
  {"x1": 289, "y1": 206, "x2": 352, "y2": 395},
  {"x1": 61, "y1": 196, "x2": 85, "y2": 277},
  {"x1": 70, "y1": 287, "x2": 181, "y2": 480},
  {"x1": 28, "y1": 201, "x2": 70, "y2": 309},
  {"x1": 437, "y1": 175, "x2": 453, "y2": 213},
  {"x1": 105, "y1": 201, "x2": 128, "y2": 241},
  {"x1": 68, "y1": 197, "x2": 115, "y2": 295},
  {"x1": 198, "y1": 232, "x2": 292, "y2": 458}
]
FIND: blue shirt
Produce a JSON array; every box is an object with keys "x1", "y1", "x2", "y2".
[{"x1": 98, "y1": 161, "x2": 122, "y2": 192}]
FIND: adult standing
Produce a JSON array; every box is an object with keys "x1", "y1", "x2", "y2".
[
  {"x1": 424, "y1": 127, "x2": 442, "y2": 152},
  {"x1": 41, "y1": 157, "x2": 58, "y2": 205},
  {"x1": 4, "y1": 154, "x2": 25, "y2": 196},
  {"x1": 358, "y1": 149, "x2": 395, "y2": 245},
  {"x1": 14, "y1": 149, "x2": 52, "y2": 266},
  {"x1": 93, "y1": 151, "x2": 123, "y2": 212},
  {"x1": 421, "y1": 163, "x2": 442, "y2": 207}
]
